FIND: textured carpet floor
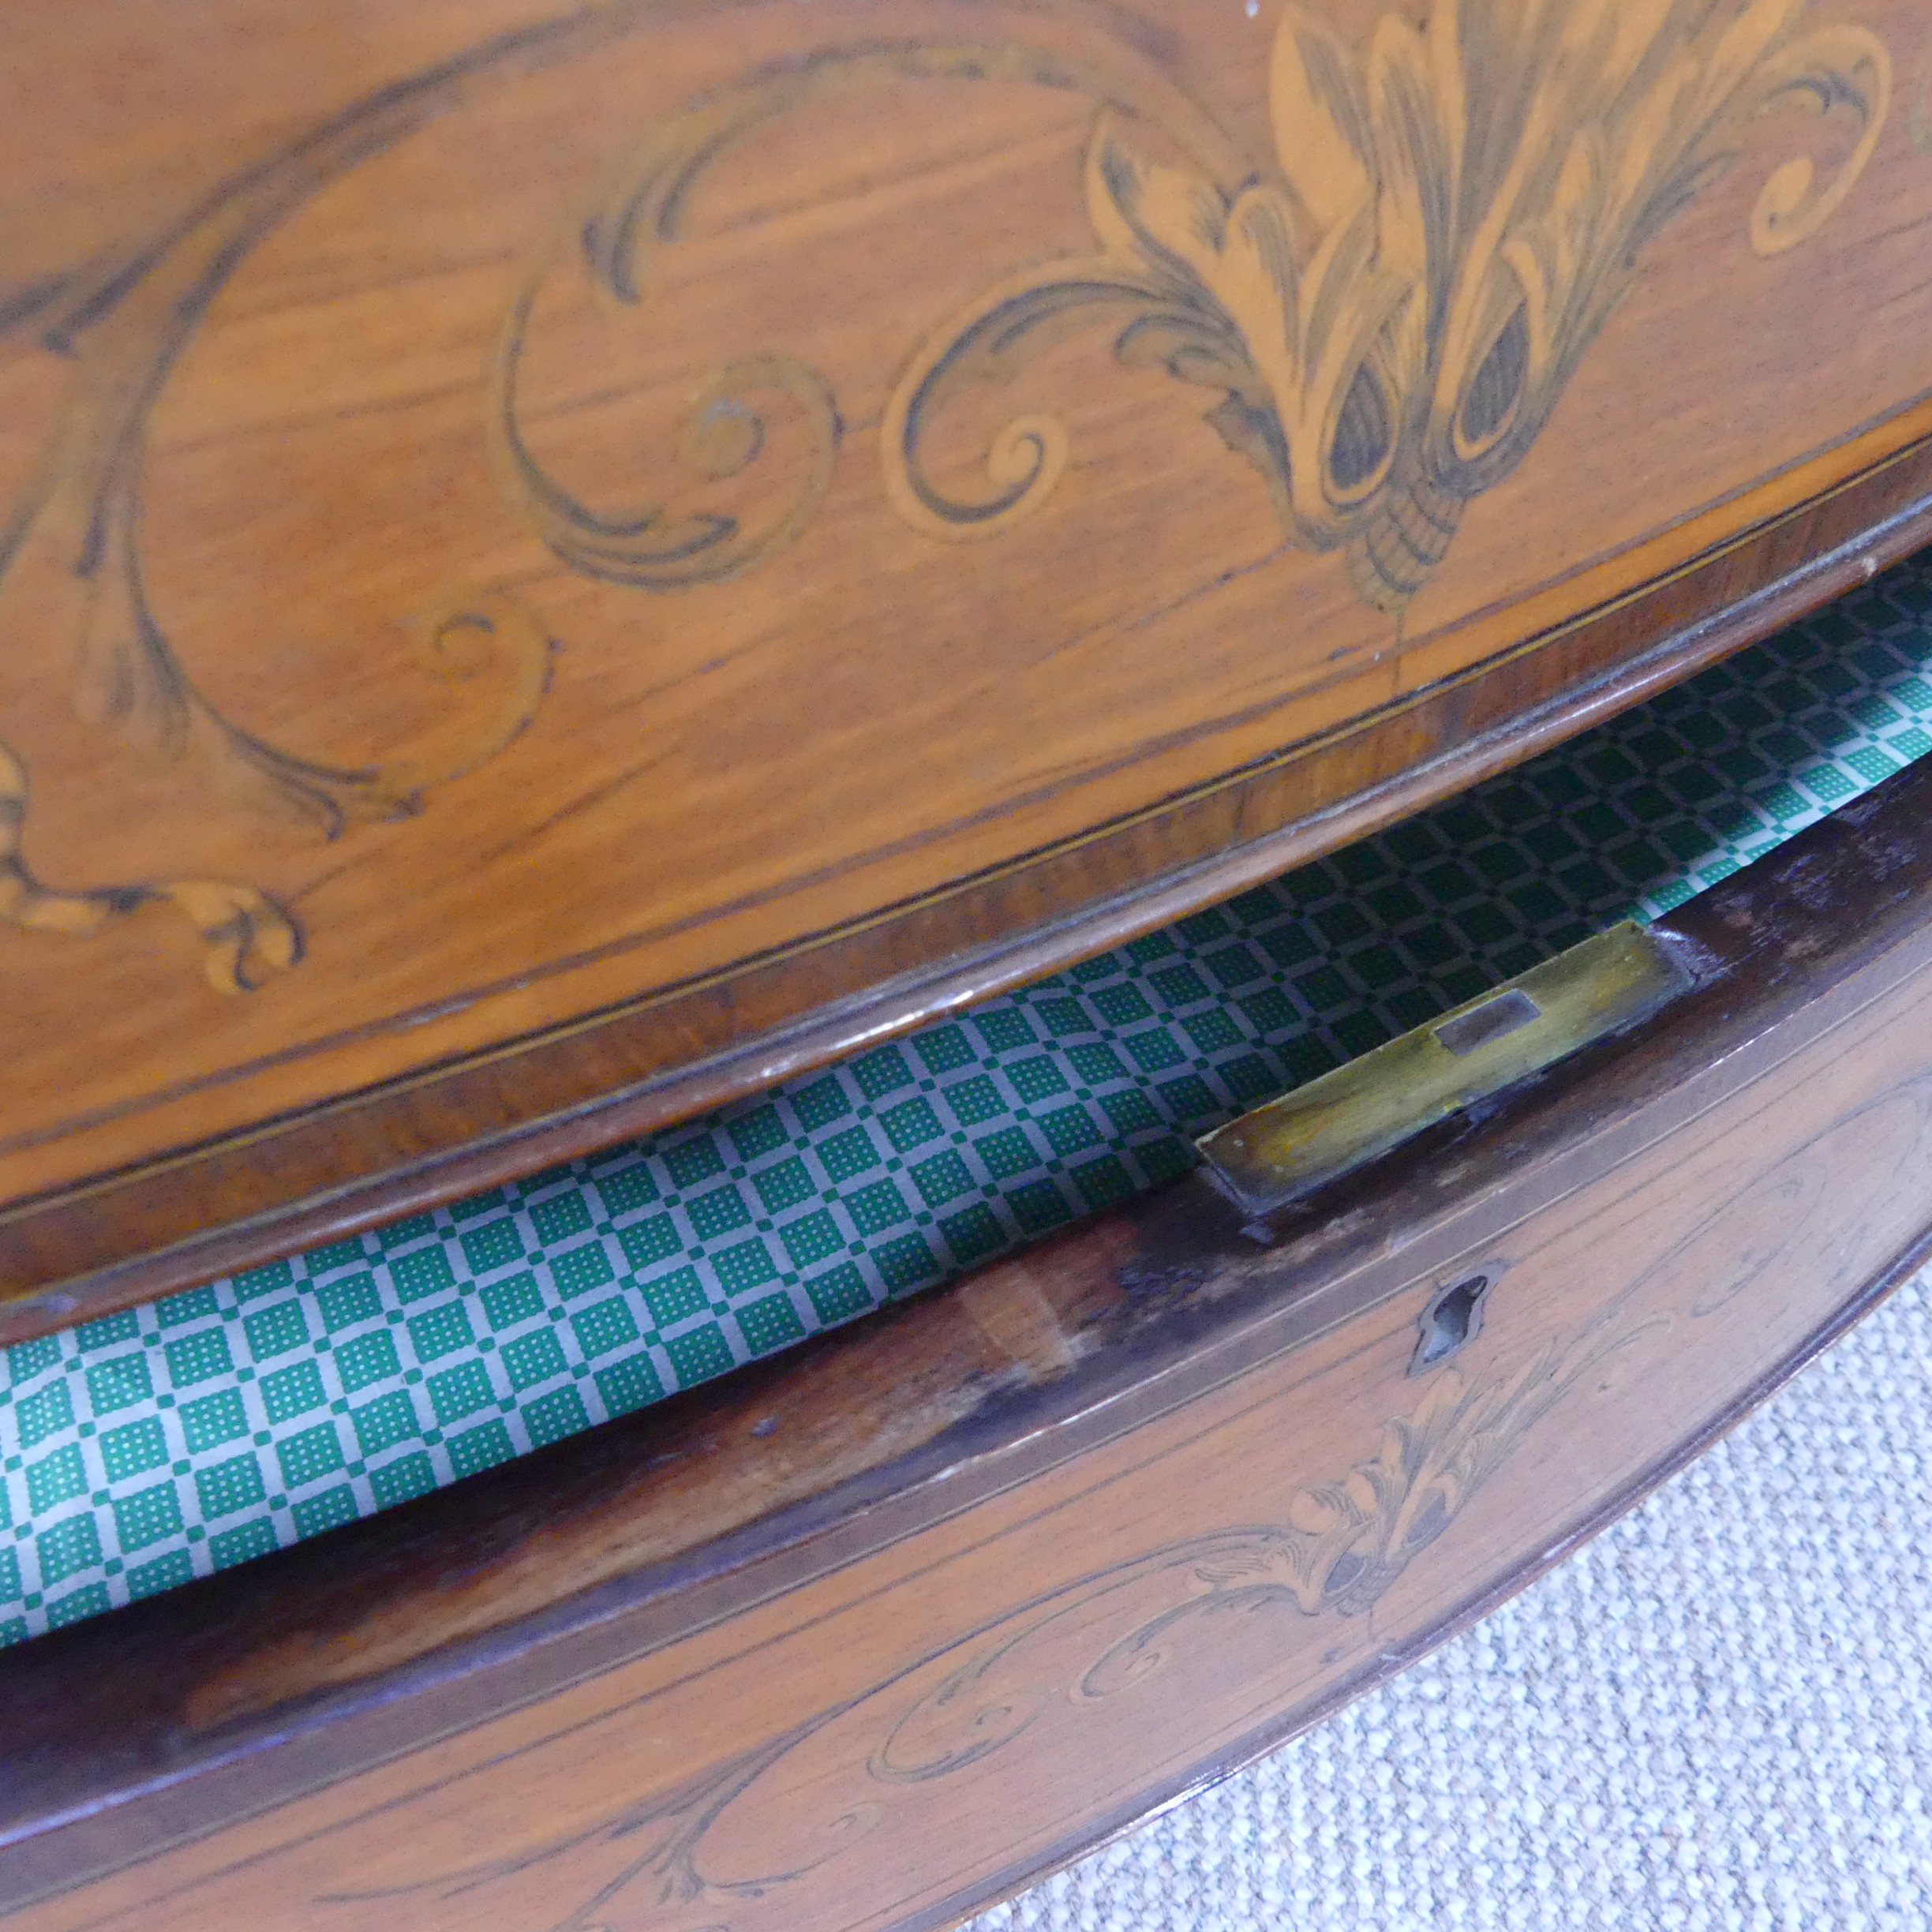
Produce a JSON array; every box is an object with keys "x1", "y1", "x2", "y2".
[{"x1": 971, "y1": 1267, "x2": 1932, "y2": 1932}]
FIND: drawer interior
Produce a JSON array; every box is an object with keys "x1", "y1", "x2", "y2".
[{"x1": 7, "y1": 556, "x2": 1932, "y2": 1646}]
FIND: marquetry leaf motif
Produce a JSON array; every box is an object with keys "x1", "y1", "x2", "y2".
[
  {"x1": 494, "y1": 39, "x2": 1245, "y2": 584},
  {"x1": 319, "y1": 1319, "x2": 1643, "y2": 1931},
  {"x1": 496, "y1": 1, "x2": 1889, "y2": 600},
  {"x1": 0, "y1": 56, "x2": 564, "y2": 989},
  {"x1": 0, "y1": 0, "x2": 1890, "y2": 994},
  {"x1": 888, "y1": 0, "x2": 1891, "y2": 611},
  {"x1": 10, "y1": 233, "x2": 557, "y2": 837},
  {"x1": 0, "y1": 28, "x2": 1236, "y2": 992},
  {"x1": 0, "y1": 743, "x2": 298, "y2": 993},
  {"x1": 1189, "y1": 1324, "x2": 1638, "y2": 1616}
]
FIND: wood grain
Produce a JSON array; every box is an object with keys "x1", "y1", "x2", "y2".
[
  {"x1": 6, "y1": 754, "x2": 1932, "y2": 1931},
  {"x1": 5, "y1": 0, "x2": 1931, "y2": 1311}
]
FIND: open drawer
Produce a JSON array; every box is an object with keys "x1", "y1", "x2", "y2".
[{"x1": 6, "y1": 559, "x2": 1932, "y2": 1930}]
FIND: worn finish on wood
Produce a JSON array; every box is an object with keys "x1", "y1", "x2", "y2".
[
  {"x1": 3, "y1": 0, "x2": 1932, "y2": 1315},
  {"x1": 6, "y1": 755, "x2": 1932, "y2": 1931}
]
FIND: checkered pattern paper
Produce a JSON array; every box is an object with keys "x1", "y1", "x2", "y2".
[{"x1": 7, "y1": 558, "x2": 1932, "y2": 1645}]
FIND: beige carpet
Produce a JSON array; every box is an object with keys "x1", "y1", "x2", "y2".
[{"x1": 972, "y1": 1265, "x2": 1932, "y2": 1931}]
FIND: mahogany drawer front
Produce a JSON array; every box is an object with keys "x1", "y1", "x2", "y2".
[
  {"x1": 6, "y1": 756, "x2": 1932, "y2": 1930},
  {"x1": 6, "y1": 0, "x2": 1932, "y2": 1305}
]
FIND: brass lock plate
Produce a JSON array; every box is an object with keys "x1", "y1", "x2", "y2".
[{"x1": 1196, "y1": 922, "x2": 1696, "y2": 1220}]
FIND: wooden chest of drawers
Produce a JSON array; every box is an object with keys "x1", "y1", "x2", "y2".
[{"x1": 6, "y1": 5, "x2": 1932, "y2": 1926}]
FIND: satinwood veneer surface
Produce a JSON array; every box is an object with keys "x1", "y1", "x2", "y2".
[{"x1": 5, "y1": 0, "x2": 1930, "y2": 1309}]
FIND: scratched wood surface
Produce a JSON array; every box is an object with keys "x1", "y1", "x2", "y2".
[
  {"x1": 3, "y1": 0, "x2": 1930, "y2": 1306},
  {"x1": 6, "y1": 754, "x2": 1932, "y2": 1932}
]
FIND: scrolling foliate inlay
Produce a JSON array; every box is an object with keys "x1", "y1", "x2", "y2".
[
  {"x1": 0, "y1": 0, "x2": 1891, "y2": 992},
  {"x1": 882, "y1": 0, "x2": 1893, "y2": 608},
  {"x1": 0, "y1": 747, "x2": 298, "y2": 994},
  {"x1": 324, "y1": 1318, "x2": 1646, "y2": 1931},
  {"x1": 486, "y1": 33, "x2": 1259, "y2": 589},
  {"x1": 0, "y1": 73, "x2": 564, "y2": 990},
  {"x1": 502, "y1": 1, "x2": 1893, "y2": 613}
]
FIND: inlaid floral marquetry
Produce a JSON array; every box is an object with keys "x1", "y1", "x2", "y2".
[
  {"x1": 0, "y1": 0, "x2": 1897, "y2": 989},
  {"x1": 2, "y1": 0, "x2": 1928, "y2": 1306},
  {"x1": 301, "y1": 1315, "x2": 1648, "y2": 1931},
  {"x1": 886, "y1": 1, "x2": 1892, "y2": 607}
]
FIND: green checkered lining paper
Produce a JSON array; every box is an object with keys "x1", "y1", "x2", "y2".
[{"x1": 7, "y1": 558, "x2": 1932, "y2": 1647}]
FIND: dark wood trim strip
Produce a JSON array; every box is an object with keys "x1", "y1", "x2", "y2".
[{"x1": 7, "y1": 436, "x2": 1932, "y2": 1338}]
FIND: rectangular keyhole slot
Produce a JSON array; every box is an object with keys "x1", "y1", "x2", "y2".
[{"x1": 1432, "y1": 987, "x2": 1541, "y2": 1058}]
